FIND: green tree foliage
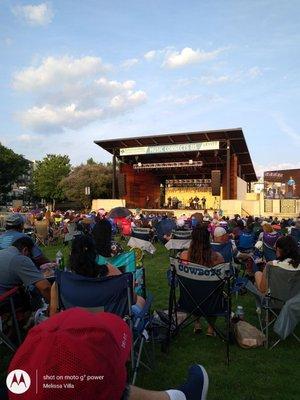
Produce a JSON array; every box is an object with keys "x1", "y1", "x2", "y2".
[
  {"x1": 60, "y1": 162, "x2": 112, "y2": 208},
  {"x1": 33, "y1": 154, "x2": 71, "y2": 207},
  {"x1": 0, "y1": 143, "x2": 29, "y2": 194}
]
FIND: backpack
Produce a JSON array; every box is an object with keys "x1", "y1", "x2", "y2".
[{"x1": 234, "y1": 320, "x2": 265, "y2": 348}]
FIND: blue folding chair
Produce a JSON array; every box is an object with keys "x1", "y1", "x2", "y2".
[
  {"x1": 166, "y1": 258, "x2": 232, "y2": 364},
  {"x1": 236, "y1": 231, "x2": 255, "y2": 252},
  {"x1": 56, "y1": 270, "x2": 133, "y2": 317},
  {"x1": 291, "y1": 228, "x2": 300, "y2": 247},
  {"x1": 211, "y1": 241, "x2": 233, "y2": 264}
]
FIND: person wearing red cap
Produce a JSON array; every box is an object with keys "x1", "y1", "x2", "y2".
[{"x1": 6, "y1": 308, "x2": 209, "y2": 400}]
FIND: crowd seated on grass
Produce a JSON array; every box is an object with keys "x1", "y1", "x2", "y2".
[{"x1": 1, "y1": 208, "x2": 300, "y2": 399}]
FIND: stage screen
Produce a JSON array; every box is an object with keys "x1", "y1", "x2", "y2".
[{"x1": 264, "y1": 169, "x2": 300, "y2": 199}]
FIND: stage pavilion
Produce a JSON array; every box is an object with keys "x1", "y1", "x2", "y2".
[{"x1": 95, "y1": 128, "x2": 257, "y2": 212}]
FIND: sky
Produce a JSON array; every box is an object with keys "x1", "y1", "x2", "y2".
[{"x1": 1, "y1": 0, "x2": 300, "y2": 177}]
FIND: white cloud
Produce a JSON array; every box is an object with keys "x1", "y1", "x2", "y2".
[
  {"x1": 95, "y1": 77, "x2": 136, "y2": 94},
  {"x1": 163, "y1": 47, "x2": 224, "y2": 69},
  {"x1": 255, "y1": 162, "x2": 300, "y2": 178},
  {"x1": 14, "y1": 55, "x2": 147, "y2": 133},
  {"x1": 19, "y1": 104, "x2": 104, "y2": 133},
  {"x1": 144, "y1": 50, "x2": 157, "y2": 60},
  {"x1": 13, "y1": 56, "x2": 109, "y2": 91},
  {"x1": 12, "y1": 2, "x2": 54, "y2": 26},
  {"x1": 121, "y1": 58, "x2": 139, "y2": 69},
  {"x1": 18, "y1": 134, "x2": 39, "y2": 142},
  {"x1": 247, "y1": 66, "x2": 262, "y2": 78},
  {"x1": 273, "y1": 114, "x2": 300, "y2": 146},
  {"x1": 159, "y1": 94, "x2": 202, "y2": 105},
  {"x1": 199, "y1": 75, "x2": 231, "y2": 85},
  {"x1": 3, "y1": 37, "x2": 13, "y2": 46}
]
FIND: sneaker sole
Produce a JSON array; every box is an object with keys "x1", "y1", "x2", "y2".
[{"x1": 198, "y1": 364, "x2": 209, "y2": 400}]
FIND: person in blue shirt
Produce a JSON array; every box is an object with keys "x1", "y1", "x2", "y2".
[{"x1": 0, "y1": 213, "x2": 49, "y2": 266}]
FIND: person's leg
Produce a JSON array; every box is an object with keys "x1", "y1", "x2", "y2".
[
  {"x1": 206, "y1": 317, "x2": 217, "y2": 336},
  {"x1": 129, "y1": 364, "x2": 209, "y2": 400},
  {"x1": 136, "y1": 295, "x2": 146, "y2": 309}
]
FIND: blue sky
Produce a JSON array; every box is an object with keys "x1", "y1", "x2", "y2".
[{"x1": 1, "y1": 0, "x2": 300, "y2": 177}]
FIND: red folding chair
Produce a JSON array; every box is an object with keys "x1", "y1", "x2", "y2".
[{"x1": 0, "y1": 287, "x2": 22, "y2": 351}]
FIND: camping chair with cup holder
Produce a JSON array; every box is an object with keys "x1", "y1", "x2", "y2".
[
  {"x1": 246, "y1": 263, "x2": 300, "y2": 349},
  {"x1": 165, "y1": 258, "x2": 232, "y2": 364}
]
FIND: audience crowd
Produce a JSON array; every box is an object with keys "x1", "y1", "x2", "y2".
[{"x1": 0, "y1": 207, "x2": 300, "y2": 400}]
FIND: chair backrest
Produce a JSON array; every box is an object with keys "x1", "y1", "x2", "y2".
[
  {"x1": 263, "y1": 243, "x2": 277, "y2": 262},
  {"x1": 131, "y1": 227, "x2": 151, "y2": 241},
  {"x1": 266, "y1": 263, "x2": 300, "y2": 308},
  {"x1": 96, "y1": 251, "x2": 136, "y2": 273},
  {"x1": 55, "y1": 270, "x2": 133, "y2": 317},
  {"x1": 156, "y1": 219, "x2": 176, "y2": 242},
  {"x1": 290, "y1": 228, "x2": 300, "y2": 246},
  {"x1": 121, "y1": 220, "x2": 132, "y2": 236},
  {"x1": 211, "y1": 241, "x2": 233, "y2": 263},
  {"x1": 237, "y1": 231, "x2": 255, "y2": 251},
  {"x1": 170, "y1": 258, "x2": 230, "y2": 316},
  {"x1": 35, "y1": 222, "x2": 48, "y2": 239},
  {"x1": 172, "y1": 229, "x2": 192, "y2": 240},
  {"x1": 66, "y1": 222, "x2": 76, "y2": 234}
]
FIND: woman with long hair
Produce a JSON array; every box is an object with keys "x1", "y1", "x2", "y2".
[
  {"x1": 180, "y1": 224, "x2": 224, "y2": 336},
  {"x1": 50, "y1": 235, "x2": 145, "y2": 316},
  {"x1": 255, "y1": 235, "x2": 300, "y2": 293},
  {"x1": 181, "y1": 223, "x2": 224, "y2": 266}
]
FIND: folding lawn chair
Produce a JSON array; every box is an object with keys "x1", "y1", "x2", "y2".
[
  {"x1": 35, "y1": 221, "x2": 49, "y2": 246},
  {"x1": 262, "y1": 242, "x2": 276, "y2": 262},
  {"x1": 172, "y1": 229, "x2": 192, "y2": 240},
  {"x1": 166, "y1": 258, "x2": 232, "y2": 364},
  {"x1": 165, "y1": 237, "x2": 191, "y2": 258},
  {"x1": 55, "y1": 270, "x2": 153, "y2": 382},
  {"x1": 96, "y1": 250, "x2": 146, "y2": 298},
  {"x1": 290, "y1": 227, "x2": 300, "y2": 247},
  {"x1": 0, "y1": 287, "x2": 22, "y2": 352},
  {"x1": 247, "y1": 263, "x2": 300, "y2": 349}
]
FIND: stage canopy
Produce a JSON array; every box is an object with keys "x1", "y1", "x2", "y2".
[{"x1": 95, "y1": 128, "x2": 257, "y2": 182}]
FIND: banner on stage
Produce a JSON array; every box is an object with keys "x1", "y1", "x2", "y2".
[{"x1": 120, "y1": 141, "x2": 220, "y2": 156}]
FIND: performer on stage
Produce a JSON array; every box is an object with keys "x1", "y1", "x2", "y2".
[
  {"x1": 167, "y1": 196, "x2": 172, "y2": 208},
  {"x1": 201, "y1": 196, "x2": 206, "y2": 210},
  {"x1": 193, "y1": 196, "x2": 200, "y2": 210},
  {"x1": 287, "y1": 176, "x2": 296, "y2": 198},
  {"x1": 189, "y1": 197, "x2": 194, "y2": 209}
]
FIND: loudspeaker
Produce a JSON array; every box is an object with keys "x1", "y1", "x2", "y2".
[
  {"x1": 117, "y1": 174, "x2": 126, "y2": 197},
  {"x1": 211, "y1": 170, "x2": 221, "y2": 196}
]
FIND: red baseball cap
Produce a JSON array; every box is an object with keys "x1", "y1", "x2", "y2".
[{"x1": 8, "y1": 308, "x2": 132, "y2": 400}]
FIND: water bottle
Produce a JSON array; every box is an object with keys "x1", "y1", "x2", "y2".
[
  {"x1": 56, "y1": 250, "x2": 63, "y2": 269},
  {"x1": 236, "y1": 305, "x2": 245, "y2": 320}
]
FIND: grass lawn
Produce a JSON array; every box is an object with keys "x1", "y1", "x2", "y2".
[{"x1": 1, "y1": 241, "x2": 300, "y2": 399}]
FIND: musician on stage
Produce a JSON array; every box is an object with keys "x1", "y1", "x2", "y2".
[{"x1": 193, "y1": 196, "x2": 200, "y2": 210}]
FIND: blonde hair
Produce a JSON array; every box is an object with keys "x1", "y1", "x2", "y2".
[{"x1": 263, "y1": 223, "x2": 273, "y2": 233}]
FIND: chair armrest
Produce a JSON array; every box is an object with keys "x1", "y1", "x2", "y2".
[{"x1": 0, "y1": 287, "x2": 19, "y2": 302}]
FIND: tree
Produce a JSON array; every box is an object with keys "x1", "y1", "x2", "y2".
[
  {"x1": 0, "y1": 143, "x2": 29, "y2": 195},
  {"x1": 33, "y1": 154, "x2": 71, "y2": 209},
  {"x1": 60, "y1": 162, "x2": 112, "y2": 208}
]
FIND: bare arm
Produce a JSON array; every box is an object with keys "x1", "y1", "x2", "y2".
[
  {"x1": 49, "y1": 282, "x2": 59, "y2": 317},
  {"x1": 34, "y1": 279, "x2": 51, "y2": 302}
]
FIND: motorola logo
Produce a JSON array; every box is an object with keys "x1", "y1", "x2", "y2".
[{"x1": 6, "y1": 370, "x2": 31, "y2": 394}]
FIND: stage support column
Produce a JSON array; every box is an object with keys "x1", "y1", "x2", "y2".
[
  {"x1": 226, "y1": 140, "x2": 230, "y2": 199},
  {"x1": 112, "y1": 149, "x2": 116, "y2": 199}
]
